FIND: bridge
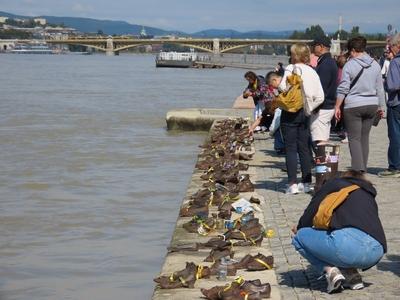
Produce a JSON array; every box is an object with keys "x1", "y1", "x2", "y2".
[{"x1": 45, "y1": 36, "x2": 388, "y2": 56}]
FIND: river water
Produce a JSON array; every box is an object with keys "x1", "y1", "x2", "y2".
[{"x1": 0, "y1": 53, "x2": 283, "y2": 300}]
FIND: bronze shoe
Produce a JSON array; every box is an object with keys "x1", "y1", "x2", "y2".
[
  {"x1": 247, "y1": 253, "x2": 274, "y2": 271},
  {"x1": 204, "y1": 247, "x2": 234, "y2": 262}
]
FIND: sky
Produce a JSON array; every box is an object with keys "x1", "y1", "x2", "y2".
[{"x1": 1, "y1": 0, "x2": 399, "y2": 33}]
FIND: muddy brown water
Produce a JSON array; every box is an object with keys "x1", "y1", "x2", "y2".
[{"x1": 0, "y1": 53, "x2": 284, "y2": 299}]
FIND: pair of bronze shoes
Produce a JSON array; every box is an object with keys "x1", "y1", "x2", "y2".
[
  {"x1": 201, "y1": 277, "x2": 271, "y2": 299},
  {"x1": 182, "y1": 215, "x2": 216, "y2": 234},
  {"x1": 223, "y1": 219, "x2": 265, "y2": 246},
  {"x1": 154, "y1": 262, "x2": 211, "y2": 289},
  {"x1": 179, "y1": 204, "x2": 208, "y2": 218}
]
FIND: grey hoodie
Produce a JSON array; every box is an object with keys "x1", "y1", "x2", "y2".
[{"x1": 337, "y1": 53, "x2": 385, "y2": 109}]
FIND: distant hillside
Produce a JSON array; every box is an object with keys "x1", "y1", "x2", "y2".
[
  {"x1": 42, "y1": 16, "x2": 175, "y2": 36},
  {"x1": 192, "y1": 29, "x2": 293, "y2": 39},
  {"x1": 0, "y1": 11, "x2": 293, "y2": 38},
  {"x1": 0, "y1": 11, "x2": 178, "y2": 36}
]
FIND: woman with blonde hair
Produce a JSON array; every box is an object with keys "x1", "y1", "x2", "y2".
[{"x1": 279, "y1": 43, "x2": 324, "y2": 194}]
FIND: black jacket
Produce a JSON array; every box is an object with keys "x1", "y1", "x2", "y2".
[
  {"x1": 315, "y1": 53, "x2": 338, "y2": 109},
  {"x1": 297, "y1": 176, "x2": 387, "y2": 253}
]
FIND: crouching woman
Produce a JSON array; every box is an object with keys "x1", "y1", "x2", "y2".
[{"x1": 292, "y1": 170, "x2": 387, "y2": 294}]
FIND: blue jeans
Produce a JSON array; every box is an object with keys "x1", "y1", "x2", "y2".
[
  {"x1": 387, "y1": 105, "x2": 400, "y2": 170},
  {"x1": 254, "y1": 101, "x2": 264, "y2": 121},
  {"x1": 273, "y1": 129, "x2": 285, "y2": 151},
  {"x1": 292, "y1": 227, "x2": 384, "y2": 274}
]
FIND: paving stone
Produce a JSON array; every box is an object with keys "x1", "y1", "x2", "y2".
[{"x1": 252, "y1": 122, "x2": 400, "y2": 299}]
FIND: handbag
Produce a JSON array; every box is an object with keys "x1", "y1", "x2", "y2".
[
  {"x1": 275, "y1": 68, "x2": 303, "y2": 113},
  {"x1": 372, "y1": 113, "x2": 381, "y2": 127}
]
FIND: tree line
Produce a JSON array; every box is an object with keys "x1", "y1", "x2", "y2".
[{"x1": 290, "y1": 25, "x2": 386, "y2": 41}]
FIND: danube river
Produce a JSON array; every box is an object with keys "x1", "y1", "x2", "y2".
[{"x1": 0, "y1": 53, "x2": 283, "y2": 299}]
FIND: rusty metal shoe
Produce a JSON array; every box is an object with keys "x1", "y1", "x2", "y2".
[
  {"x1": 179, "y1": 204, "x2": 208, "y2": 217},
  {"x1": 198, "y1": 237, "x2": 232, "y2": 249},
  {"x1": 167, "y1": 243, "x2": 199, "y2": 253},
  {"x1": 154, "y1": 262, "x2": 198, "y2": 289},
  {"x1": 201, "y1": 285, "x2": 225, "y2": 300},
  {"x1": 241, "y1": 280, "x2": 271, "y2": 299},
  {"x1": 204, "y1": 247, "x2": 234, "y2": 263},
  {"x1": 246, "y1": 253, "x2": 274, "y2": 271},
  {"x1": 233, "y1": 233, "x2": 264, "y2": 247},
  {"x1": 237, "y1": 176, "x2": 255, "y2": 192},
  {"x1": 182, "y1": 216, "x2": 215, "y2": 234}
]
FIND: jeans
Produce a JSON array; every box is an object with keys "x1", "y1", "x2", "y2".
[
  {"x1": 387, "y1": 105, "x2": 400, "y2": 170},
  {"x1": 254, "y1": 101, "x2": 264, "y2": 121},
  {"x1": 292, "y1": 227, "x2": 384, "y2": 274},
  {"x1": 281, "y1": 122, "x2": 312, "y2": 184},
  {"x1": 273, "y1": 129, "x2": 285, "y2": 151},
  {"x1": 343, "y1": 105, "x2": 378, "y2": 171}
]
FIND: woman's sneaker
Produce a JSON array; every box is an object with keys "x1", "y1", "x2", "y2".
[
  {"x1": 341, "y1": 268, "x2": 364, "y2": 290},
  {"x1": 297, "y1": 182, "x2": 312, "y2": 194},
  {"x1": 378, "y1": 169, "x2": 400, "y2": 178},
  {"x1": 285, "y1": 183, "x2": 299, "y2": 195},
  {"x1": 325, "y1": 267, "x2": 345, "y2": 294}
]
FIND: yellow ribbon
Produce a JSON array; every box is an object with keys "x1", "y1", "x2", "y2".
[
  {"x1": 196, "y1": 265, "x2": 204, "y2": 280},
  {"x1": 223, "y1": 283, "x2": 232, "y2": 292},
  {"x1": 208, "y1": 192, "x2": 214, "y2": 206},
  {"x1": 254, "y1": 258, "x2": 272, "y2": 270},
  {"x1": 239, "y1": 230, "x2": 247, "y2": 241},
  {"x1": 178, "y1": 276, "x2": 187, "y2": 285},
  {"x1": 169, "y1": 273, "x2": 175, "y2": 282},
  {"x1": 234, "y1": 276, "x2": 245, "y2": 284}
]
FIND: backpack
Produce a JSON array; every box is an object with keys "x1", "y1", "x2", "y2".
[
  {"x1": 275, "y1": 69, "x2": 303, "y2": 113},
  {"x1": 313, "y1": 184, "x2": 359, "y2": 230}
]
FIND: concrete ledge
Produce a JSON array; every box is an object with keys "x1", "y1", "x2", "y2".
[
  {"x1": 166, "y1": 108, "x2": 253, "y2": 131},
  {"x1": 233, "y1": 95, "x2": 256, "y2": 109}
]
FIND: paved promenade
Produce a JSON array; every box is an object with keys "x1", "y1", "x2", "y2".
[{"x1": 253, "y1": 121, "x2": 400, "y2": 299}]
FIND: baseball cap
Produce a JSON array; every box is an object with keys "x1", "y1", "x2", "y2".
[{"x1": 311, "y1": 36, "x2": 331, "y2": 48}]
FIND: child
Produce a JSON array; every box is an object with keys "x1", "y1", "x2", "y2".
[{"x1": 266, "y1": 71, "x2": 285, "y2": 154}]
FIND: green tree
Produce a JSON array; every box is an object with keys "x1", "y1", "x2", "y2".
[
  {"x1": 290, "y1": 25, "x2": 325, "y2": 39},
  {"x1": 350, "y1": 26, "x2": 360, "y2": 38}
]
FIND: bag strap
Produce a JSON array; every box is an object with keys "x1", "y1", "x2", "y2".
[
  {"x1": 349, "y1": 66, "x2": 366, "y2": 90},
  {"x1": 292, "y1": 64, "x2": 303, "y2": 76},
  {"x1": 343, "y1": 66, "x2": 367, "y2": 101}
]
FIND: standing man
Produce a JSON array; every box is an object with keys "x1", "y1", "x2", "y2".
[
  {"x1": 379, "y1": 33, "x2": 400, "y2": 177},
  {"x1": 310, "y1": 36, "x2": 338, "y2": 145}
]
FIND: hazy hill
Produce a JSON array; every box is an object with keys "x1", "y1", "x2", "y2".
[
  {"x1": 0, "y1": 11, "x2": 292, "y2": 38},
  {"x1": 192, "y1": 29, "x2": 292, "y2": 39}
]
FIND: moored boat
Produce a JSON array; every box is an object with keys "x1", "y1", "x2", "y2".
[
  {"x1": 155, "y1": 51, "x2": 197, "y2": 68},
  {"x1": 11, "y1": 44, "x2": 55, "y2": 54}
]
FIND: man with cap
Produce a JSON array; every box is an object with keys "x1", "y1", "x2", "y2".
[{"x1": 310, "y1": 36, "x2": 338, "y2": 145}]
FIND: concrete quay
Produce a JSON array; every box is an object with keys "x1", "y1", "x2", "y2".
[
  {"x1": 166, "y1": 108, "x2": 252, "y2": 131},
  {"x1": 155, "y1": 117, "x2": 399, "y2": 299}
]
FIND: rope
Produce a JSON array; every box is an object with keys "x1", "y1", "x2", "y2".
[{"x1": 254, "y1": 258, "x2": 272, "y2": 270}]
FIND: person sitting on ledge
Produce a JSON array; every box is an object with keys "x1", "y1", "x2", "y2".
[{"x1": 291, "y1": 170, "x2": 387, "y2": 294}]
